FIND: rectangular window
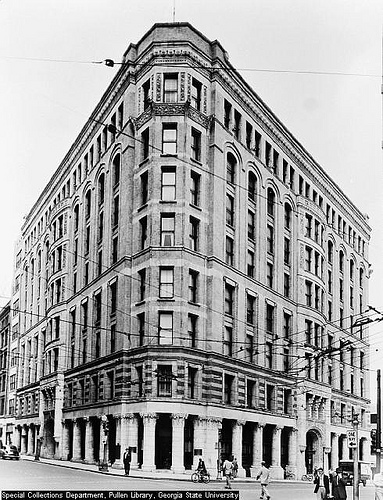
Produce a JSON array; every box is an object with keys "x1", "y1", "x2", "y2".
[
  {"x1": 226, "y1": 194, "x2": 235, "y2": 226},
  {"x1": 246, "y1": 121, "x2": 253, "y2": 149},
  {"x1": 246, "y1": 380, "x2": 255, "y2": 408},
  {"x1": 246, "y1": 294, "x2": 255, "y2": 325},
  {"x1": 143, "y1": 79, "x2": 151, "y2": 109},
  {"x1": 284, "y1": 237, "x2": 291, "y2": 265},
  {"x1": 283, "y1": 273, "x2": 290, "y2": 298},
  {"x1": 247, "y1": 250, "x2": 255, "y2": 278},
  {"x1": 189, "y1": 217, "x2": 199, "y2": 251},
  {"x1": 224, "y1": 284, "x2": 234, "y2": 316},
  {"x1": 266, "y1": 303, "x2": 274, "y2": 334},
  {"x1": 254, "y1": 130, "x2": 261, "y2": 157},
  {"x1": 233, "y1": 110, "x2": 241, "y2": 140},
  {"x1": 224, "y1": 374, "x2": 234, "y2": 404},
  {"x1": 113, "y1": 195, "x2": 119, "y2": 228},
  {"x1": 191, "y1": 78, "x2": 202, "y2": 110},
  {"x1": 248, "y1": 211, "x2": 255, "y2": 240},
  {"x1": 157, "y1": 365, "x2": 173, "y2": 396},
  {"x1": 265, "y1": 344, "x2": 273, "y2": 370},
  {"x1": 159, "y1": 267, "x2": 174, "y2": 299},
  {"x1": 305, "y1": 280, "x2": 312, "y2": 307},
  {"x1": 110, "y1": 324, "x2": 116, "y2": 353},
  {"x1": 266, "y1": 262, "x2": 273, "y2": 288},
  {"x1": 191, "y1": 128, "x2": 202, "y2": 161},
  {"x1": 224, "y1": 99, "x2": 232, "y2": 129},
  {"x1": 246, "y1": 334, "x2": 254, "y2": 362},
  {"x1": 161, "y1": 214, "x2": 175, "y2": 246},
  {"x1": 81, "y1": 301, "x2": 88, "y2": 331},
  {"x1": 142, "y1": 128, "x2": 150, "y2": 160},
  {"x1": 110, "y1": 280, "x2": 117, "y2": 315},
  {"x1": 283, "y1": 312, "x2": 291, "y2": 339},
  {"x1": 226, "y1": 236, "x2": 234, "y2": 266},
  {"x1": 163, "y1": 74, "x2": 178, "y2": 103},
  {"x1": 138, "y1": 313, "x2": 145, "y2": 346},
  {"x1": 138, "y1": 268, "x2": 146, "y2": 301},
  {"x1": 190, "y1": 171, "x2": 200, "y2": 206},
  {"x1": 188, "y1": 367, "x2": 198, "y2": 399},
  {"x1": 112, "y1": 235, "x2": 119, "y2": 263},
  {"x1": 161, "y1": 167, "x2": 176, "y2": 201},
  {"x1": 305, "y1": 214, "x2": 312, "y2": 238},
  {"x1": 267, "y1": 225, "x2": 274, "y2": 254},
  {"x1": 97, "y1": 249, "x2": 103, "y2": 275},
  {"x1": 189, "y1": 270, "x2": 198, "y2": 303},
  {"x1": 141, "y1": 171, "x2": 148, "y2": 205},
  {"x1": 158, "y1": 312, "x2": 173, "y2": 345},
  {"x1": 188, "y1": 314, "x2": 198, "y2": 348},
  {"x1": 140, "y1": 217, "x2": 148, "y2": 249},
  {"x1": 162, "y1": 124, "x2": 177, "y2": 154}
]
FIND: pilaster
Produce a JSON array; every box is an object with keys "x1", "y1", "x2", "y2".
[
  {"x1": 140, "y1": 412, "x2": 157, "y2": 471},
  {"x1": 171, "y1": 413, "x2": 187, "y2": 473}
]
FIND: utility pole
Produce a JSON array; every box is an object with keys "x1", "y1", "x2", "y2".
[
  {"x1": 352, "y1": 414, "x2": 360, "y2": 500},
  {"x1": 377, "y1": 369, "x2": 382, "y2": 473}
]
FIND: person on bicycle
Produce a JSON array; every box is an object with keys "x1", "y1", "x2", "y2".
[{"x1": 197, "y1": 458, "x2": 207, "y2": 476}]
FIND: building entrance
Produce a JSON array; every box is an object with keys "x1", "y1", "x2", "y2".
[{"x1": 155, "y1": 414, "x2": 172, "y2": 469}]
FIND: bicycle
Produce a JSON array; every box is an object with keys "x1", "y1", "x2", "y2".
[
  {"x1": 301, "y1": 473, "x2": 314, "y2": 481},
  {"x1": 191, "y1": 470, "x2": 211, "y2": 483},
  {"x1": 285, "y1": 470, "x2": 296, "y2": 480}
]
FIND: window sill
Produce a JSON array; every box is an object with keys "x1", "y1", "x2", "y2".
[
  {"x1": 159, "y1": 200, "x2": 177, "y2": 204},
  {"x1": 158, "y1": 298, "x2": 175, "y2": 302},
  {"x1": 137, "y1": 203, "x2": 148, "y2": 213},
  {"x1": 189, "y1": 203, "x2": 202, "y2": 211},
  {"x1": 190, "y1": 157, "x2": 203, "y2": 166},
  {"x1": 160, "y1": 154, "x2": 178, "y2": 158},
  {"x1": 188, "y1": 301, "x2": 200, "y2": 307},
  {"x1": 139, "y1": 158, "x2": 150, "y2": 168},
  {"x1": 135, "y1": 300, "x2": 146, "y2": 307}
]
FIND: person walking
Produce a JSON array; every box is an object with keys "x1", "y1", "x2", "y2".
[
  {"x1": 123, "y1": 447, "x2": 131, "y2": 476},
  {"x1": 256, "y1": 461, "x2": 271, "y2": 500},
  {"x1": 332, "y1": 468, "x2": 347, "y2": 499},
  {"x1": 313, "y1": 467, "x2": 330, "y2": 500},
  {"x1": 232, "y1": 457, "x2": 238, "y2": 478},
  {"x1": 222, "y1": 456, "x2": 234, "y2": 489}
]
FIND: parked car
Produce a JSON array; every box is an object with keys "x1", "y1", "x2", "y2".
[
  {"x1": 0, "y1": 445, "x2": 20, "y2": 460},
  {"x1": 373, "y1": 473, "x2": 383, "y2": 500}
]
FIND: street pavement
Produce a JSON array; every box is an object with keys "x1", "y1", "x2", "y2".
[{"x1": 0, "y1": 458, "x2": 376, "y2": 500}]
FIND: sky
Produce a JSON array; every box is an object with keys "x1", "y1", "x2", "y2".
[{"x1": 0, "y1": 0, "x2": 382, "y2": 390}]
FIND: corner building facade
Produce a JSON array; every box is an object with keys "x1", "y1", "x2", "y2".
[{"x1": 10, "y1": 23, "x2": 371, "y2": 477}]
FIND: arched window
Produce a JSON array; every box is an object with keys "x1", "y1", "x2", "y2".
[
  {"x1": 113, "y1": 154, "x2": 121, "y2": 187},
  {"x1": 73, "y1": 205, "x2": 79, "y2": 232},
  {"x1": 85, "y1": 191, "x2": 91, "y2": 219},
  {"x1": 284, "y1": 203, "x2": 292, "y2": 229},
  {"x1": 267, "y1": 188, "x2": 275, "y2": 217},
  {"x1": 328, "y1": 241, "x2": 333, "y2": 264},
  {"x1": 339, "y1": 250, "x2": 344, "y2": 273},
  {"x1": 226, "y1": 153, "x2": 236, "y2": 184},
  {"x1": 248, "y1": 171, "x2": 257, "y2": 201},
  {"x1": 98, "y1": 174, "x2": 105, "y2": 205}
]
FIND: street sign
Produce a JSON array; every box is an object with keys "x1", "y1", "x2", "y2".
[{"x1": 347, "y1": 430, "x2": 357, "y2": 448}]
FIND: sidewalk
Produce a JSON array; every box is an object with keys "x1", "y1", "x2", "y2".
[{"x1": 21, "y1": 455, "x2": 301, "y2": 484}]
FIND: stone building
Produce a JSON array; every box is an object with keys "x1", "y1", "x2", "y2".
[
  {"x1": 0, "y1": 302, "x2": 13, "y2": 446},
  {"x1": 9, "y1": 22, "x2": 371, "y2": 478}
]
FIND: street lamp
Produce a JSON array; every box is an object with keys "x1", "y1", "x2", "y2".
[{"x1": 99, "y1": 415, "x2": 109, "y2": 472}]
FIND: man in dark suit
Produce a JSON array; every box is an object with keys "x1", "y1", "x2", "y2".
[
  {"x1": 313, "y1": 467, "x2": 330, "y2": 499},
  {"x1": 332, "y1": 468, "x2": 347, "y2": 499},
  {"x1": 123, "y1": 447, "x2": 131, "y2": 476}
]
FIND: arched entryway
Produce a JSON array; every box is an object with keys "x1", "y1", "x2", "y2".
[
  {"x1": 305, "y1": 429, "x2": 322, "y2": 473},
  {"x1": 220, "y1": 419, "x2": 233, "y2": 461},
  {"x1": 242, "y1": 422, "x2": 254, "y2": 477}
]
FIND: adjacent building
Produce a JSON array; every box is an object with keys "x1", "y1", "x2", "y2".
[
  {"x1": 0, "y1": 302, "x2": 13, "y2": 446},
  {"x1": 8, "y1": 22, "x2": 371, "y2": 478}
]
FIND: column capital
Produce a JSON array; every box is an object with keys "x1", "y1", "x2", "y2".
[
  {"x1": 114, "y1": 414, "x2": 122, "y2": 421},
  {"x1": 83, "y1": 416, "x2": 90, "y2": 423},
  {"x1": 235, "y1": 419, "x2": 246, "y2": 427},
  {"x1": 171, "y1": 413, "x2": 188, "y2": 424},
  {"x1": 291, "y1": 427, "x2": 298, "y2": 434},
  {"x1": 257, "y1": 423, "x2": 265, "y2": 430},
  {"x1": 140, "y1": 412, "x2": 158, "y2": 423},
  {"x1": 273, "y1": 426, "x2": 283, "y2": 434},
  {"x1": 123, "y1": 413, "x2": 136, "y2": 421}
]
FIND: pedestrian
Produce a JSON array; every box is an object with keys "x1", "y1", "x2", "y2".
[
  {"x1": 222, "y1": 456, "x2": 234, "y2": 489},
  {"x1": 256, "y1": 461, "x2": 271, "y2": 500},
  {"x1": 313, "y1": 467, "x2": 330, "y2": 500},
  {"x1": 197, "y1": 457, "x2": 207, "y2": 477},
  {"x1": 332, "y1": 468, "x2": 347, "y2": 499},
  {"x1": 232, "y1": 457, "x2": 238, "y2": 478},
  {"x1": 123, "y1": 447, "x2": 131, "y2": 476}
]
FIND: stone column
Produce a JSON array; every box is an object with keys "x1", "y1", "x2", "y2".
[
  {"x1": 20, "y1": 426, "x2": 27, "y2": 454},
  {"x1": 126, "y1": 414, "x2": 139, "y2": 469},
  {"x1": 84, "y1": 417, "x2": 94, "y2": 463},
  {"x1": 204, "y1": 417, "x2": 222, "y2": 473},
  {"x1": 27, "y1": 425, "x2": 34, "y2": 455},
  {"x1": 61, "y1": 419, "x2": 70, "y2": 460},
  {"x1": 72, "y1": 418, "x2": 82, "y2": 461},
  {"x1": 171, "y1": 413, "x2": 187, "y2": 473},
  {"x1": 288, "y1": 428, "x2": 298, "y2": 468},
  {"x1": 232, "y1": 420, "x2": 246, "y2": 478},
  {"x1": 250, "y1": 423, "x2": 264, "y2": 477},
  {"x1": 140, "y1": 413, "x2": 157, "y2": 471},
  {"x1": 270, "y1": 426, "x2": 284, "y2": 479},
  {"x1": 193, "y1": 417, "x2": 206, "y2": 470},
  {"x1": 15, "y1": 426, "x2": 22, "y2": 452},
  {"x1": 331, "y1": 433, "x2": 339, "y2": 470},
  {"x1": 113, "y1": 415, "x2": 123, "y2": 467}
]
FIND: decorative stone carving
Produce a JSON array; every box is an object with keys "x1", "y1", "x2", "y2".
[
  {"x1": 156, "y1": 74, "x2": 162, "y2": 102},
  {"x1": 180, "y1": 72, "x2": 185, "y2": 101}
]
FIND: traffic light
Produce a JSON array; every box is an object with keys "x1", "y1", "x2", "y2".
[{"x1": 371, "y1": 428, "x2": 377, "y2": 453}]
